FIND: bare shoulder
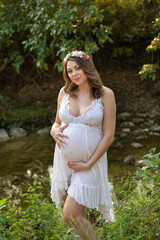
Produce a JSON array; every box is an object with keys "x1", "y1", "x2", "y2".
[
  {"x1": 101, "y1": 86, "x2": 115, "y2": 105},
  {"x1": 58, "y1": 86, "x2": 66, "y2": 102}
]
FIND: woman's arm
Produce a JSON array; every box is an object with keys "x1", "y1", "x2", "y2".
[
  {"x1": 67, "y1": 86, "x2": 116, "y2": 171},
  {"x1": 50, "y1": 87, "x2": 69, "y2": 149},
  {"x1": 87, "y1": 87, "x2": 116, "y2": 168}
]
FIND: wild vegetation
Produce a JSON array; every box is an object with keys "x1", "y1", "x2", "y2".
[
  {"x1": 0, "y1": 149, "x2": 159, "y2": 239},
  {"x1": 139, "y1": 13, "x2": 160, "y2": 81},
  {"x1": 0, "y1": 0, "x2": 160, "y2": 128},
  {"x1": 0, "y1": 2, "x2": 159, "y2": 239},
  {"x1": 0, "y1": 0, "x2": 159, "y2": 73}
]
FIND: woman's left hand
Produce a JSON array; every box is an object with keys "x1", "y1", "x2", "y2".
[{"x1": 67, "y1": 161, "x2": 91, "y2": 173}]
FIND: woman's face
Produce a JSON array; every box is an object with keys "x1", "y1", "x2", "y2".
[{"x1": 67, "y1": 60, "x2": 88, "y2": 86}]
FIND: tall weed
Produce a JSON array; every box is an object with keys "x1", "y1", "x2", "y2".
[{"x1": 0, "y1": 149, "x2": 159, "y2": 239}]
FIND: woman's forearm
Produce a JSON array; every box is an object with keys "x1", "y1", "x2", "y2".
[
  {"x1": 51, "y1": 122, "x2": 61, "y2": 131},
  {"x1": 50, "y1": 121, "x2": 69, "y2": 149},
  {"x1": 50, "y1": 122, "x2": 61, "y2": 140},
  {"x1": 87, "y1": 134, "x2": 114, "y2": 168}
]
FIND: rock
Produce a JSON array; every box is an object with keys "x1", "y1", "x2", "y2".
[
  {"x1": 10, "y1": 127, "x2": 27, "y2": 138},
  {"x1": 0, "y1": 129, "x2": 10, "y2": 142},
  {"x1": 36, "y1": 127, "x2": 50, "y2": 135},
  {"x1": 132, "y1": 118, "x2": 144, "y2": 124},
  {"x1": 150, "y1": 112, "x2": 160, "y2": 119},
  {"x1": 110, "y1": 142, "x2": 123, "y2": 149},
  {"x1": 139, "y1": 128, "x2": 150, "y2": 135},
  {"x1": 131, "y1": 142, "x2": 144, "y2": 148},
  {"x1": 152, "y1": 126, "x2": 160, "y2": 133},
  {"x1": 136, "y1": 113, "x2": 148, "y2": 118},
  {"x1": 136, "y1": 160, "x2": 146, "y2": 167},
  {"x1": 117, "y1": 112, "x2": 131, "y2": 121},
  {"x1": 132, "y1": 130, "x2": 140, "y2": 136},
  {"x1": 136, "y1": 136, "x2": 147, "y2": 140},
  {"x1": 120, "y1": 132, "x2": 128, "y2": 138},
  {"x1": 133, "y1": 128, "x2": 149, "y2": 136},
  {"x1": 147, "y1": 119, "x2": 154, "y2": 125},
  {"x1": 149, "y1": 132, "x2": 160, "y2": 136},
  {"x1": 124, "y1": 155, "x2": 135, "y2": 164},
  {"x1": 122, "y1": 128, "x2": 131, "y2": 134}
]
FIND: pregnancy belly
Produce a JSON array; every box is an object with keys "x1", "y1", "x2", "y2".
[{"x1": 60, "y1": 124, "x2": 102, "y2": 162}]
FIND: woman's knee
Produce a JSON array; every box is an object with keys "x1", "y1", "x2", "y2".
[
  {"x1": 63, "y1": 207, "x2": 76, "y2": 224},
  {"x1": 63, "y1": 195, "x2": 85, "y2": 224}
]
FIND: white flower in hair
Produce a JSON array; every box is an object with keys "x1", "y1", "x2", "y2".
[
  {"x1": 63, "y1": 54, "x2": 71, "y2": 64},
  {"x1": 63, "y1": 50, "x2": 89, "y2": 66}
]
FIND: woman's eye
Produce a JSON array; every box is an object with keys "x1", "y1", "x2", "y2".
[
  {"x1": 76, "y1": 67, "x2": 81, "y2": 70},
  {"x1": 67, "y1": 70, "x2": 72, "y2": 74}
]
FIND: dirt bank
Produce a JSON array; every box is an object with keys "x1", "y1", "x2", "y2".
[{"x1": 0, "y1": 58, "x2": 160, "y2": 130}]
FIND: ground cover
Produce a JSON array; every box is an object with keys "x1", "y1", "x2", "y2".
[{"x1": 0, "y1": 149, "x2": 159, "y2": 240}]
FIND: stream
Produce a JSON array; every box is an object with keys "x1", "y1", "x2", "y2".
[
  {"x1": 0, "y1": 69, "x2": 160, "y2": 206},
  {"x1": 0, "y1": 130, "x2": 159, "y2": 206}
]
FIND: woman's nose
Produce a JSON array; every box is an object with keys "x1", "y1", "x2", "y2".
[{"x1": 72, "y1": 70, "x2": 77, "y2": 76}]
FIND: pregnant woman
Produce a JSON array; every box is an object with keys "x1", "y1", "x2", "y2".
[{"x1": 50, "y1": 50, "x2": 116, "y2": 240}]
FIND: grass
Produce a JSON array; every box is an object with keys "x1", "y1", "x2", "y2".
[
  {"x1": 0, "y1": 93, "x2": 53, "y2": 128},
  {"x1": 10, "y1": 105, "x2": 52, "y2": 121},
  {"x1": 0, "y1": 149, "x2": 160, "y2": 239}
]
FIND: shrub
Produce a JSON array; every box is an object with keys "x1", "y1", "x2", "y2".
[
  {"x1": 0, "y1": 149, "x2": 159, "y2": 239},
  {"x1": 96, "y1": 148, "x2": 160, "y2": 240},
  {"x1": 139, "y1": 14, "x2": 160, "y2": 82},
  {"x1": 0, "y1": 94, "x2": 13, "y2": 128},
  {"x1": 0, "y1": 0, "x2": 112, "y2": 73}
]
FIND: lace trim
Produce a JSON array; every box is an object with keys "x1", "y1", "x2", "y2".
[
  {"x1": 64, "y1": 94, "x2": 103, "y2": 119},
  {"x1": 59, "y1": 94, "x2": 104, "y2": 130}
]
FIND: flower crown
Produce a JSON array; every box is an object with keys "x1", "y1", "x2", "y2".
[{"x1": 63, "y1": 50, "x2": 89, "y2": 66}]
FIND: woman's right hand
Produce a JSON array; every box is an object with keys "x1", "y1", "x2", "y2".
[{"x1": 50, "y1": 123, "x2": 69, "y2": 149}]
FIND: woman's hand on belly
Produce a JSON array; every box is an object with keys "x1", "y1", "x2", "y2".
[
  {"x1": 51, "y1": 123, "x2": 69, "y2": 149},
  {"x1": 67, "y1": 161, "x2": 91, "y2": 173}
]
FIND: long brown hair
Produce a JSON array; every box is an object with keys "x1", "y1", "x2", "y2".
[{"x1": 63, "y1": 56, "x2": 103, "y2": 98}]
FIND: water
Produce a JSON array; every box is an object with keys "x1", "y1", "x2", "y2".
[
  {"x1": 0, "y1": 131, "x2": 159, "y2": 205},
  {"x1": 0, "y1": 69, "x2": 159, "y2": 205}
]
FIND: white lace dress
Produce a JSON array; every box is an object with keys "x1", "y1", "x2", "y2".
[{"x1": 51, "y1": 94, "x2": 113, "y2": 221}]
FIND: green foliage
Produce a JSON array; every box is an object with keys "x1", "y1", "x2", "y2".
[
  {"x1": 0, "y1": 185, "x2": 69, "y2": 239},
  {"x1": 96, "y1": 0, "x2": 159, "y2": 59},
  {"x1": 137, "y1": 148, "x2": 160, "y2": 190},
  {"x1": 95, "y1": 148, "x2": 160, "y2": 240},
  {"x1": 139, "y1": 11, "x2": 160, "y2": 81},
  {"x1": 0, "y1": 94, "x2": 13, "y2": 128},
  {"x1": 0, "y1": 94, "x2": 52, "y2": 128},
  {"x1": 0, "y1": 198, "x2": 7, "y2": 210},
  {"x1": 0, "y1": 0, "x2": 112, "y2": 73},
  {"x1": 139, "y1": 63, "x2": 159, "y2": 81},
  {"x1": 111, "y1": 46, "x2": 133, "y2": 58},
  {"x1": 120, "y1": 121, "x2": 135, "y2": 127},
  {"x1": 0, "y1": 149, "x2": 160, "y2": 239},
  {"x1": 0, "y1": 0, "x2": 159, "y2": 73}
]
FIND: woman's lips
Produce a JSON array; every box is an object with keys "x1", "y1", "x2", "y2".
[{"x1": 74, "y1": 77, "x2": 81, "y2": 81}]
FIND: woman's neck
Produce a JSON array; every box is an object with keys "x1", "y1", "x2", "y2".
[{"x1": 77, "y1": 82, "x2": 91, "y2": 95}]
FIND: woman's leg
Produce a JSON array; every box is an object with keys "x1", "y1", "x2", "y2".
[{"x1": 63, "y1": 194, "x2": 96, "y2": 240}]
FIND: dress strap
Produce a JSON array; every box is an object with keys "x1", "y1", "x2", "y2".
[
  {"x1": 94, "y1": 97, "x2": 101, "y2": 104},
  {"x1": 60, "y1": 94, "x2": 68, "y2": 105},
  {"x1": 61, "y1": 94, "x2": 70, "y2": 111},
  {"x1": 96, "y1": 97, "x2": 104, "y2": 109},
  {"x1": 66, "y1": 94, "x2": 70, "y2": 111}
]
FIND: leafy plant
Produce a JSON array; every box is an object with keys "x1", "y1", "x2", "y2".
[
  {"x1": 0, "y1": 149, "x2": 160, "y2": 239},
  {"x1": 139, "y1": 13, "x2": 160, "y2": 81},
  {"x1": 137, "y1": 148, "x2": 160, "y2": 191},
  {"x1": 0, "y1": 0, "x2": 159, "y2": 74},
  {"x1": 0, "y1": 94, "x2": 13, "y2": 128},
  {"x1": 102, "y1": 148, "x2": 160, "y2": 240},
  {"x1": 139, "y1": 63, "x2": 159, "y2": 81},
  {"x1": 0, "y1": 0, "x2": 112, "y2": 73}
]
